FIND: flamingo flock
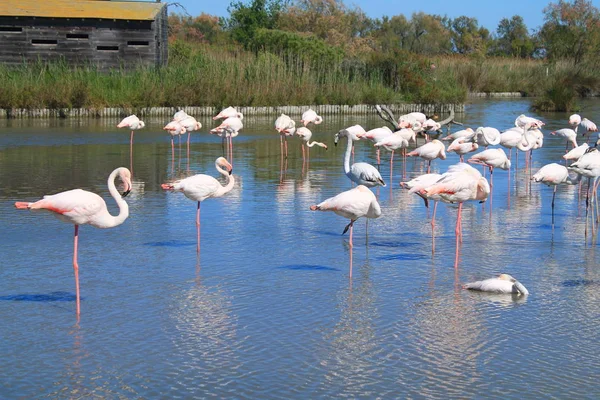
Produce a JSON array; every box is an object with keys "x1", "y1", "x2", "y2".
[{"x1": 13, "y1": 106, "x2": 600, "y2": 316}]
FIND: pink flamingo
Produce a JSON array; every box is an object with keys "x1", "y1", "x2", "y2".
[
  {"x1": 447, "y1": 137, "x2": 479, "y2": 162},
  {"x1": 310, "y1": 185, "x2": 381, "y2": 249},
  {"x1": 420, "y1": 163, "x2": 490, "y2": 242},
  {"x1": 211, "y1": 116, "x2": 243, "y2": 162},
  {"x1": 570, "y1": 114, "x2": 598, "y2": 140},
  {"x1": 441, "y1": 128, "x2": 475, "y2": 142},
  {"x1": 362, "y1": 126, "x2": 394, "y2": 165},
  {"x1": 532, "y1": 163, "x2": 581, "y2": 225},
  {"x1": 374, "y1": 133, "x2": 409, "y2": 178},
  {"x1": 398, "y1": 112, "x2": 426, "y2": 128},
  {"x1": 295, "y1": 127, "x2": 327, "y2": 164},
  {"x1": 407, "y1": 139, "x2": 446, "y2": 173},
  {"x1": 14, "y1": 167, "x2": 132, "y2": 315},
  {"x1": 275, "y1": 114, "x2": 296, "y2": 158},
  {"x1": 563, "y1": 143, "x2": 589, "y2": 163},
  {"x1": 163, "y1": 120, "x2": 187, "y2": 161},
  {"x1": 551, "y1": 128, "x2": 578, "y2": 151},
  {"x1": 213, "y1": 106, "x2": 243, "y2": 121},
  {"x1": 300, "y1": 108, "x2": 323, "y2": 126},
  {"x1": 467, "y1": 148, "x2": 511, "y2": 191},
  {"x1": 178, "y1": 114, "x2": 202, "y2": 148},
  {"x1": 161, "y1": 157, "x2": 234, "y2": 253},
  {"x1": 117, "y1": 115, "x2": 145, "y2": 147}
]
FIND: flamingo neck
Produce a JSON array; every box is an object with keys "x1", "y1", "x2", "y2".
[
  {"x1": 214, "y1": 165, "x2": 235, "y2": 197},
  {"x1": 100, "y1": 168, "x2": 129, "y2": 228},
  {"x1": 343, "y1": 135, "x2": 353, "y2": 174}
]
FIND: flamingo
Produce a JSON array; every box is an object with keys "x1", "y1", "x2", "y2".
[
  {"x1": 211, "y1": 116, "x2": 243, "y2": 161},
  {"x1": 569, "y1": 148, "x2": 600, "y2": 236},
  {"x1": 161, "y1": 157, "x2": 234, "y2": 253},
  {"x1": 117, "y1": 114, "x2": 145, "y2": 146},
  {"x1": 163, "y1": 120, "x2": 187, "y2": 160},
  {"x1": 295, "y1": 127, "x2": 327, "y2": 163},
  {"x1": 398, "y1": 112, "x2": 427, "y2": 128},
  {"x1": 334, "y1": 127, "x2": 386, "y2": 187},
  {"x1": 300, "y1": 108, "x2": 323, "y2": 126},
  {"x1": 467, "y1": 148, "x2": 511, "y2": 190},
  {"x1": 407, "y1": 139, "x2": 446, "y2": 173},
  {"x1": 563, "y1": 143, "x2": 590, "y2": 162},
  {"x1": 213, "y1": 106, "x2": 243, "y2": 121},
  {"x1": 515, "y1": 120, "x2": 544, "y2": 169},
  {"x1": 499, "y1": 127, "x2": 523, "y2": 161},
  {"x1": 570, "y1": 114, "x2": 598, "y2": 139},
  {"x1": 374, "y1": 133, "x2": 409, "y2": 177},
  {"x1": 401, "y1": 173, "x2": 443, "y2": 240},
  {"x1": 310, "y1": 185, "x2": 382, "y2": 248},
  {"x1": 551, "y1": 128, "x2": 578, "y2": 151},
  {"x1": 532, "y1": 163, "x2": 581, "y2": 225},
  {"x1": 14, "y1": 167, "x2": 132, "y2": 315},
  {"x1": 173, "y1": 109, "x2": 188, "y2": 122},
  {"x1": 441, "y1": 128, "x2": 475, "y2": 142},
  {"x1": 447, "y1": 137, "x2": 479, "y2": 162},
  {"x1": 474, "y1": 127, "x2": 501, "y2": 148},
  {"x1": 178, "y1": 115, "x2": 202, "y2": 148},
  {"x1": 362, "y1": 126, "x2": 394, "y2": 165},
  {"x1": 420, "y1": 163, "x2": 490, "y2": 242},
  {"x1": 275, "y1": 114, "x2": 296, "y2": 158},
  {"x1": 464, "y1": 274, "x2": 529, "y2": 295},
  {"x1": 422, "y1": 118, "x2": 442, "y2": 141}
]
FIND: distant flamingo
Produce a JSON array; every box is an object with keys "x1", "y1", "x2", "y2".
[
  {"x1": 563, "y1": 143, "x2": 590, "y2": 163},
  {"x1": 275, "y1": 114, "x2": 296, "y2": 158},
  {"x1": 178, "y1": 114, "x2": 202, "y2": 148},
  {"x1": 362, "y1": 126, "x2": 394, "y2": 165},
  {"x1": 398, "y1": 112, "x2": 427, "y2": 128},
  {"x1": 374, "y1": 133, "x2": 409, "y2": 178},
  {"x1": 407, "y1": 139, "x2": 446, "y2": 173},
  {"x1": 310, "y1": 185, "x2": 381, "y2": 249},
  {"x1": 447, "y1": 137, "x2": 479, "y2": 162},
  {"x1": 161, "y1": 158, "x2": 234, "y2": 253},
  {"x1": 420, "y1": 163, "x2": 490, "y2": 242},
  {"x1": 117, "y1": 114, "x2": 145, "y2": 146},
  {"x1": 300, "y1": 108, "x2": 323, "y2": 126},
  {"x1": 468, "y1": 148, "x2": 511, "y2": 191},
  {"x1": 474, "y1": 127, "x2": 501, "y2": 148},
  {"x1": 464, "y1": 274, "x2": 529, "y2": 295},
  {"x1": 211, "y1": 116, "x2": 243, "y2": 161},
  {"x1": 335, "y1": 127, "x2": 386, "y2": 187},
  {"x1": 163, "y1": 120, "x2": 187, "y2": 161},
  {"x1": 551, "y1": 128, "x2": 578, "y2": 151},
  {"x1": 14, "y1": 167, "x2": 132, "y2": 315},
  {"x1": 570, "y1": 114, "x2": 598, "y2": 140},
  {"x1": 213, "y1": 106, "x2": 243, "y2": 121},
  {"x1": 441, "y1": 128, "x2": 475, "y2": 142},
  {"x1": 295, "y1": 127, "x2": 327, "y2": 163},
  {"x1": 499, "y1": 127, "x2": 523, "y2": 161},
  {"x1": 532, "y1": 163, "x2": 581, "y2": 225},
  {"x1": 569, "y1": 147, "x2": 600, "y2": 238}
]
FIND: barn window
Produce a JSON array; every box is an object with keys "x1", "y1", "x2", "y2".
[
  {"x1": 97, "y1": 45, "x2": 119, "y2": 51},
  {"x1": 31, "y1": 39, "x2": 58, "y2": 45},
  {"x1": 0, "y1": 26, "x2": 22, "y2": 32},
  {"x1": 127, "y1": 41, "x2": 149, "y2": 46},
  {"x1": 66, "y1": 33, "x2": 89, "y2": 39}
]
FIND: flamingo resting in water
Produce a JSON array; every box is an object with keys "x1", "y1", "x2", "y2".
[
  {"x1": 300, "y1": 108, "x2": 323, "y2": 126},
  {"x1": 14, "y1": 167, "x2": 132, "y2": 315},
  {"x1": 161, "y1": 157, "x2": 234, "y2": 253},
  {"x1": 275, "y1": 114, "x2": 296, "y2": 158},
  {"x1": 464, "y1": 274, "x2": 529, "y2": 295},
  {"x1": 310, "y1": 185, "x2": 382, "y2": 248}
]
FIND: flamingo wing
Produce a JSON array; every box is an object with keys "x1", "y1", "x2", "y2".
[
  {"x1": 350, "y1": 163, "x2": 386, "y2": 187},
  {"x1": 173, "y1": 175, "x2": 222, "y2": 201}
]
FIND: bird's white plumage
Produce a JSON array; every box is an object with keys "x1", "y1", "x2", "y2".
[
  {"x1": 312, "y1": 185, "x2": 381, "y2": 221},
  {"x1": 469, "y1": 148, "x2": 511, "y2": 170},
  {"x1": 424, "y1": 163, "x2": 490, "y2": 203},
  {"x1": 464, "y1": 274, "x2": 529, "y2": 295},
  {"x1": 563, "y1": 143, "x2": 589, "y2": 160},
  {"x1": 214, "y1": 106, "x2": 243, "y2": 120},
  {"x1": 301, "y1": 108, "x2": 322, "y2": 126},
  {"x1": 408, "y1": 139, "x2": 446, "y2": 161},
  {"x1": 532, "y1": 163, "x2": 579, "y2": 186},
  {"x1": 275, "y1": 114, "x2": 296, "y2": 136}
]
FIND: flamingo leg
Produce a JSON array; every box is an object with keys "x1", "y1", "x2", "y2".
[
  {"x1": 130, "y1": 130, "x2": 134, "y2": 147},
  {"x1": 284, "y1": 137, "x2": 288, "y2": 159},
  {"x1": 349, "y1": 221, "x2": 354, "y2": 248},
  {"x1": 552, "y1": 185, "x2": 557, "y2": 226},
  {"x1": 196, "y1": 201, "x2": 201, "y2": 254},
  {"x1": 431, "y1": 201, "x2": 438, "y2": 254},
  {"x1": 377, "y1": 148, "x2": 381, "y2": 166},
  {"x1": 302, "y1": 143, "x2": 306, "y2": 163},
  {"x1": 280, "y1": 135, "x2": 284, "y2": 158},
  {"x1": 73, "y1": 225, "x2": 81, "y2": 315},
  {"x1": 427, "y1": 160, "x2": 431, "y2": 174}
]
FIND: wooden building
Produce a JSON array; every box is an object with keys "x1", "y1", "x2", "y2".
[{"x1": 0, "y1": 0, "x2": 168, "y2": 69}]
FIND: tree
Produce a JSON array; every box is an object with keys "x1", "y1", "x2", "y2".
[
  {"x1": 449, "y1": 16, "x2": 490, "y2": 55},
  {"x1": 224, "y1": 0, "x2": 289, "y2": 48},
  {"x1": 494, "y1": 16, "x2": 535, "y2": 57},
  {"x1": 538, "y1": 0, "x2": 600, "y2": 63}
]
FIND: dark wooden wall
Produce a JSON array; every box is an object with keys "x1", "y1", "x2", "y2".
[{"x1": 0, "y1": 8, "x2": 168, "y2": 69}]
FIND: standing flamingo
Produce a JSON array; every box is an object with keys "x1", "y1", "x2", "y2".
[
  {"x1": 447, "y1": 137, "x2": 479, "y2": 162},
  {"x1": 213, "y1": 106, "x2": 243, "y2": 121},
  {"x1": 551, "y1": 128, "x2": 578, "y2": 151},
  {"x1": 310, "y1": 185, "x2": 381, "y2": 248},
  {"x1": 211, "y1": 116, "x2": 243, "y2": 161},
  {"x1": 117, "y1": 114, "x2": 145, "y2": 147},
  {"x1": 374, "y1": 133, "x2": 409, "y2": 179},
  {"x1": 295, "y1": 127, "x2": 327, "y2": 163},
  {"x1": 178, "y1": 114, "x2": 202, "y2": 148},
  {"x1": 420, "y1": 163, "x2": 490, "y2": 242},
  {"x1": 275, "y1": 114, "x2": 296, "y2": 158},
  {"x1": 464, "y1": 274, "x2": 529, "y2": 295},
  {"x1": 300, "y1": 108, "x2": 323, "y2": 126},
  {"x1": 14, "y1": 167, "x2": 132, "y2": 315},
  {"x1": 532, "y1": 163, "x2": 581, "y2": 225},
  {"x1": 570, "y1": 114, "x2": 598, "y2": 140},
  {"x1": 362, "y1": 126, "x2": 394, "y2": 165},
  {"x1": 161, "y1": 158, "x2": 234, "y2": 253},
  {"x1": 163, "y1": 120, "x2": 187, "y2": 162},
  {"x1": 441, "y1": 128, "x2": 475, "y2": 142},
  {"x1": 467, "y1": 148, "x2": 511, "y2": 192},
  {"x1": 407, "y1": 139, "x2": 447, "y2": 173},
  {"x1": 334, "y1": 127, "x2": 386, "y2": 187},
  {"x1": 563, "y1": 143, "x2": 590, "y2": 163},
  {"x1": 499, "y1": 127, "x2": 523, "y2": 161},
  {"x1": 401, "y1": 173, "x2": 443, "y2": 249},
  {"x1": 569, "y1": 147, "x2": 600, "y2": 238},
  {"x1": 398, "y1": 112, "x2": 427, "y2": 128},
  {"x1": 474, "y1": 127, "x2": 501, "y2": 148}
]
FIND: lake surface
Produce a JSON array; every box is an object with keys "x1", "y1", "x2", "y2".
[{"x1": 1, "y1": 99, "x2": 600, "y2": 399}]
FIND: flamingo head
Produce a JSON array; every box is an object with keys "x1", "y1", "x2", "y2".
[
  {"x1": 119, "y1": 168, "x2": 132, "y2": 197},
  {"x1": 569, "y1": 114, "x2": 581, "y2": 126},
  {"x1": 216, "y1": 157, "x2": 233, "y2": 175},
  {"x1": 476, "y1": 177, "x2": 491, "y2": 202}
]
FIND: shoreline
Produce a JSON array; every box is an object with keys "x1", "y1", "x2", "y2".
[{"x1": 0, "y1": 103, "x2": 464, "y2": 119}]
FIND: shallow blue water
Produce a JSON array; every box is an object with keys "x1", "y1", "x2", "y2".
[{"x1": 1, "y1": 100, "x2": 600, "y2": 399}]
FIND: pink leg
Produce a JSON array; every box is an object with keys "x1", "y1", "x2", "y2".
[
  {"x1": 377, "y1": 148, "x2": 380, "y2": 165},
  {"x1": 302, "y1": 144, "x2": 306, "y2": 163},
  {"x1": 187, "y1": 132, "x2": 191, "y2": 161},
  {"x1": 349, "y1": 222, "x2": 353, "y2": 248},
  {"x1": 280, "y1": 135, "x2": 284, "y2": 157},
  {"x1": 130, "y1": 130, "x2": 134, "y2": 147},
  {"x1": 284, "y1": 138, "x2": 288, "y2": 158},
  {"x1": 427, "y1": 160, "x2": 431, "y2": 174},
  {"x1": 196, "y1": 201, "x2": 201, "y2": 254},
  {"x1": 456, "y1": 202, "x2": 463, "y2": 241},
  {"x1": 73, "y1": 225, "x2": 81, "y2": 315},
  {"x1": 431, "y1": 201, "x2": 438, "y2": 254}
]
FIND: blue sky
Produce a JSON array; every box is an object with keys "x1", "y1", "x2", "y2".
[{"x1": 169, "y1": 0, "x2": 600, "y2": 33}]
